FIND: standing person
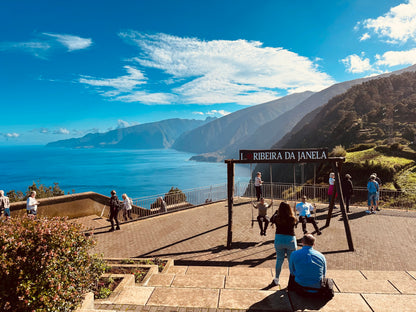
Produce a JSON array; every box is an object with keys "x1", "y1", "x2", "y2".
[
  {"x1": 328, "y1": 172, "x2": 336, "y2": 208},
  {"x1": 26, "y1": 191, "x2": 40, "y2": 218},
  {"x1": 366, "y1": 175, "x2": 379, "y2": 214},
  {"x1": 252, "y1": 197, "x2": 273, "y2": 236},
  {"x1": 372, "y1": 173, "x2": 382, "y2": 211},
  {"x1": 254, "y1": 172, "x2": 263, "y2": 201},
  {"x1": 296, "y1": 195, "x2": 321, "y2": 235},
  {"x1": 109, "y1": 190, "x2": 121, "y2": 231},
  {"x1": 270, "y1": 201, "x2": 297, "y2": 287},
  {"x1": 289, "y1": 234, "x2": 332, "y2": 298},
  {"x1": 121, "y1": 193, "x2": 133, "y2": 221},
  {"x1": 0, "y1": 190, "x2": 10, "y2": 220},
  {"x1": 341, "y1": 174, "x2": 353, "y2": 213},
  {"x1": 158, "y1": 196, "x2": 167, "y2": 213}
]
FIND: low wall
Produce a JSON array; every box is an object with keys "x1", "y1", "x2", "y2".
[{"x1": 10, "y1": 192, "x2": 145, "y2": 219}]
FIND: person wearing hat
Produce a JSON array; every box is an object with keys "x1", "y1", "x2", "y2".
[
  {"x1": 372, "y1": 173, "x2": 382, "y2": 211},
  {"x1": 341, "y1": 174, "x2": 353, "y2": 213},
  {"x1": 109, "y1": 190, "x2": 121, "y2": 231},
  {"x1": 295, "y1": 195, "x2": 321, "y2": 235},
  {"x1": 366, "y1": 175, "x2": 379, "y2": 214}
]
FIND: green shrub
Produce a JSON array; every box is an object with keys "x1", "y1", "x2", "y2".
[
  {"x1": 330, "y1": 145, "x2": 347, "y2": 157},
  {"x1": 0, "y1": 217, "x2": 106, "y2": 311}
]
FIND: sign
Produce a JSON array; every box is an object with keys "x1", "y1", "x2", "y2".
[{"x1": 239, "y1": 148, "x2": 328, "y2": 163}]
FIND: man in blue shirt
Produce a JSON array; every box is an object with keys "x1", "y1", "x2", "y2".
[
  {"x1": 289, "y1": 234, "x2": 327, "y2": 293},
  {"x1": 366, "y1": 175, "x2": 379, "y2": 214},
  {"x1": 295, "y1": 195, "x2": 321, "y2": 235}
]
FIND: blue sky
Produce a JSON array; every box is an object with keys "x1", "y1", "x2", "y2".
[{"x1": 1, "y1": 0, "x2": 416, "y2": 144}]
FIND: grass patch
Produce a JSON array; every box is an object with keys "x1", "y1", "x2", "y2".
[{"x1": 346, "y1": 148, "x2": 413, "y2": 168}]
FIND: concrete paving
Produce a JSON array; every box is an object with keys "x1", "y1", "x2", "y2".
[
  {"x1": 87, "y1": 266, "x2": 416, "y2": 312},
  {"x1": 73, "y1": 199, "x2": 416, "y2": 311}
]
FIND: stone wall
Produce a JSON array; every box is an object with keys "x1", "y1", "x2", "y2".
[{"x1": 10, "y1": 192, "x2": 112, "y2": 219}]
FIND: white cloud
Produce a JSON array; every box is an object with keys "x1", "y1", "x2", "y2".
[
  {"x1": 116, "y1": 119, "x2": 139, "y2": 128},
  {"x1": 115, "y1": 91, "x2": 176, "y2": 104},
  {"x1": 193, "y1": 112, "x2": 205, "y2": 115},
  {"x1": 360, "y1": 33, "x2": 371, "y2": 41},
  {"x1": 341, "y1": 54, "x2": 373, "y2": 73},
  {"x1": 207, "y1": 109, "x2": 230, "y2": 116},
  {"x1": 1, "y1": 132, "x2": 20, "y2": 138},
  {"x1": 0, "y1": 33, "x2": 92, "y2": 58},
  {"x1": 362, "y1": 0, "x2": 416, "y2": 43},
  {"x1": 53, "y1": 128, "x2": 70, "y2": 135},
  {"x1": 43, "y1": 33, "x2": 92, "y2": 51},
  {"x1": 375, "y1": 48, "x2": 416, "y2": 66},
  {"x1": 79, "y1": 66, "x2": 147, "y2": 91},
  {"x1": 110, "y1": 31, "x2": 335, "y2": 105},
  {"x1": 0, "y1": 41, "x2": 51, "y2": 58}
]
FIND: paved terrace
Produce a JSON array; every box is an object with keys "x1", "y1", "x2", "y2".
[{"x1": 74, "y1": 199, "x2": 416, "y2": 311}]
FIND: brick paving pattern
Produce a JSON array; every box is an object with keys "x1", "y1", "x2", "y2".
[{"x1": 83, "y1": 199, "x2": 416, "y2": 271}]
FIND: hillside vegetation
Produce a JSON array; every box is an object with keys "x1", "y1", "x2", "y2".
[
  {"x1": 263, "y1": 71, "x2": 416, "y2": 191},
  {"x1": 342, "y1": 145, "x2": 416, "y2": 190},
  {"x1": 279, "y1": 72, "x2": 416, "y2": 150}
]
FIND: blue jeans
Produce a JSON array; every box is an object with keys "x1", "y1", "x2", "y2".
[
  {"x1": 368, "y1": 192, "x2": 377, "y2": 206},
  {"x1": 274, "y1": 234, "x2": 297, "y2": 281}
]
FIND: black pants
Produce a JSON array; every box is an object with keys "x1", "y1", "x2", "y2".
[
  {"x1": 299, "y1": 216, "x2": 319, "y2": 234},
  {"x1": 288, "y1": 275, "x2": 334, "y2": 300},
  {"x1": 255, "y1": 186, "x2": 262, "y2": 201},
  {"x1": 288, "y1": 275, "x2": 320, "y2": 295},
  {"x1": 257, "y1": 215, "x2": 269, "y2": 232},
  {"x1": 343, "y1": 195, "x2": 351, "y2": 212},
  {"x1": 109, "y1": 209, "x2": 120, "y2": 229}
]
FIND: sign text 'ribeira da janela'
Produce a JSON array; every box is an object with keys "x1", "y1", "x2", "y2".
[{"x1": 239, "y1": 148, "x2": 329, "y2": 163}]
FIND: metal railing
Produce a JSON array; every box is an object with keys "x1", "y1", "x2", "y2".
[
  {"x1": 130, "y1": 184, "x2": 228, "y2": 219},
  {"x1": 238, "y1": 182, "x2": 416, "y2": 211},
  {"x1": 128, "y1": 182, "x2": 415, "y2": 220}
]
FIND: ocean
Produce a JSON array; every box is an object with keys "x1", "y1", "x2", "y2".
[{"x1": 0, "y1": 146, "x2": 250, "y2": 199}]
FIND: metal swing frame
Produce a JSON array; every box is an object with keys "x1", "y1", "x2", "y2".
[
  {"x1": 250, "y1": 163, "x2": 274, "y2": 228},
  {"x1": 225, "y1": 148, "x2": 353, "y2": 251}
]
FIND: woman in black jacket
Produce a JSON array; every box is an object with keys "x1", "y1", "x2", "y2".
[{"x1": 270, "y1": 201, "x2": 297, "y2": 287}]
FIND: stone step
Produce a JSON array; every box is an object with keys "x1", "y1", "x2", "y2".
[{"x1": 78, "y1": 264, "x2": 416, "y2": 311}]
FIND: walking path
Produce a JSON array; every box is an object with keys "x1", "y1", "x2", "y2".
[{"x1": 74, "y1": 199, "x2": 416, "y2": 311}]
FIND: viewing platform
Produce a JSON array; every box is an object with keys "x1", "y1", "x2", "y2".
[{"x1": 73, "y1": 199, "x2": 416, "y2": 311}]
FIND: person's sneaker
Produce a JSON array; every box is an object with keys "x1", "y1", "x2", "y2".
[
  {"x1": 108, "y1": 228, "x2": 115, "y2": 232},
  {"x1": 263, "y1": 231, "x2": 267, "y2": 236},
  {"x1": 365, "y1": 210, "x2": 371, "y2": 214},
  {"x1": 371, "y1": 210, "x2": 376, "y2": 214},
  {"x1": 273, "y1": 277, "x2": 280, "y2": 286},
  {"x1": 260, "y1": 231, "x2": 264, "y2": 236},
  {"x1": 317, "y1": 231, "x2": 322, "y2": 235},
  {"x1": 116, "y1": 227, "x2": 121, "y2": 230},
  {"x1": 376, "y1": 207, "x2": 380, "y2": 211}
]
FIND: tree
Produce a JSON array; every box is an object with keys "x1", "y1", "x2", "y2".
[{"x1": 6, "y1": 190, "x2": 24, "y2": 202}]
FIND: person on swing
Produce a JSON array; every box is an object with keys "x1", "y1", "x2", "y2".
[
  {"x1": 252, "y1": 197, "x2": 273, "y2": 236},
  {"x1": 296, "y1": 195, "x2": 321, "y2": 235}
]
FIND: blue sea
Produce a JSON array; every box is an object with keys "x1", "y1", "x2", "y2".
[{"x1": 0, "y1": 146, "x2": 251, "y2": 198}]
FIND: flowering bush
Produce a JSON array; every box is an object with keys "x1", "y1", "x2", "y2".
[{"x1": 0, "y1": 217, "x2": 106, "y2": 311}]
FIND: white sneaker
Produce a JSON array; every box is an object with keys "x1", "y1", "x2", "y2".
[
  {"x1": 273, "y1": 277, "x2": 279, "y2": 286},
  {"x1": 365, "y1": 210, "x2": 371, "y2": 214}
]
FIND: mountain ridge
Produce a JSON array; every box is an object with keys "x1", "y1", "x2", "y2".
[{"x1": 47, "y1": 118, "x2": 213, "y2": 149}]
